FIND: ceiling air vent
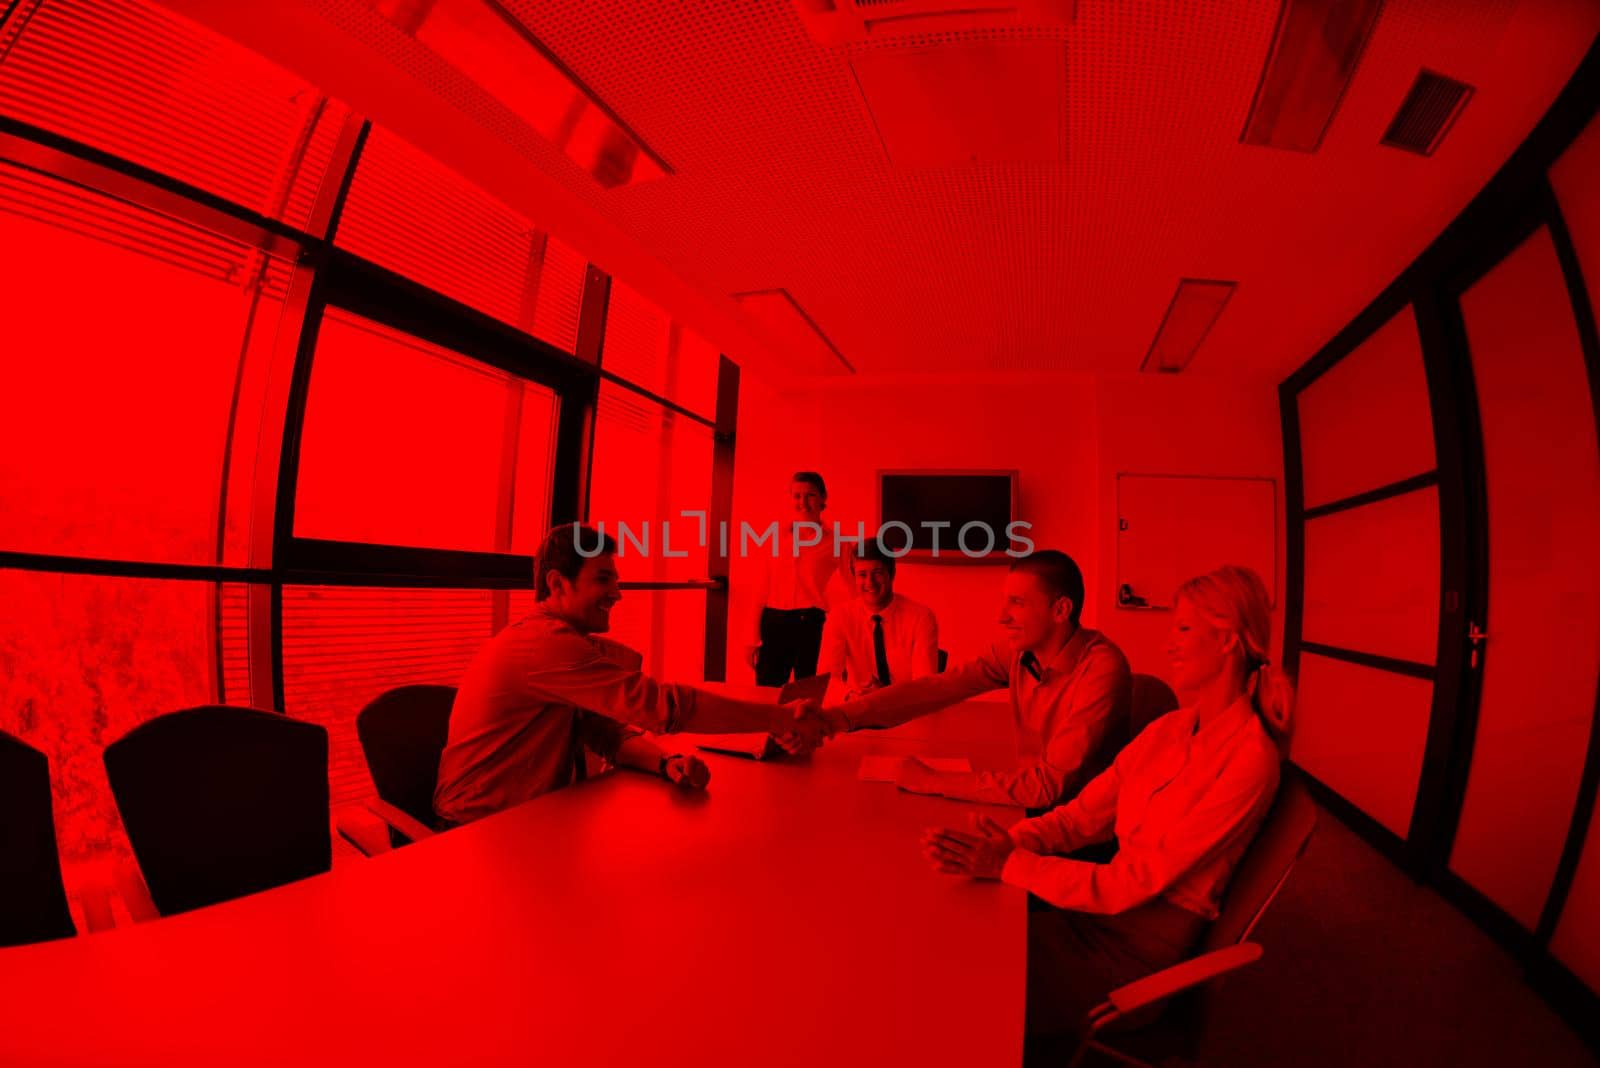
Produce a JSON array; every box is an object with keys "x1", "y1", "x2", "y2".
[
  {"x1": 792, "y1": 0, "x2": 1074, "y2": 46},
  {"x1": 1140, "y1": 279, "x2": 1236, "y2": 374},
  {"x1": 1380, "y1": 70, "x2": 1473, "y2": 156}
]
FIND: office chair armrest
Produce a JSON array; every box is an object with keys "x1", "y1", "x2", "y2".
[
  {"x1": 334, "y1": 806, "x2": 389, "y2": 858},
  {"x1": 1106, "y1": 942, "x2": 1262, "y2": 1015},
  {"x1": 335, "y1": 800, "x2": 437, "y2": 857},
  {"x1": 77, "y1": 874, "x2": 118, "y2": 933},
  {"x1": 365, "y1": 799, "x2": 437, "y2": 844},
  {"x1": 113, "y1": 859, "x2": 161, "y2": 924}
]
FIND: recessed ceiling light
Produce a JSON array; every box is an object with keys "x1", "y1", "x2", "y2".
[
  {"x1": 1141, "y1": 279, "x2": 1236, "y2": 374},
  {"x1": 732, "y1": 289, "x2": 855, "y2": 376},
  {"x1": 1241, "y1": 0, "x2": 1383, "y2": 153},
  {"x1": 372, "y1": 0, "x2": 670, "y2": 188}
]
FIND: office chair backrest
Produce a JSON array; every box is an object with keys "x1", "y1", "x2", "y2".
[
  {"x1": 1129, "y1": 673, "x2": 1180, "y2": 738},
  {"x1": 104, "y1": 706, "x2": 331, "y2": 916},
  {"x1": 0, "y1": 730, "x2": 76, "y2": 946},
  {"x1": 356, "y1": 685, "x2": 456, "y2": 828},
  {"x1": 1201, "y1": 775, "x2": 1317, "y2": 953}
]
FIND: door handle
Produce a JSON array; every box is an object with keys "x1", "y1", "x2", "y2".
[{"x1": 1468, "y1": 623, "x2": 1488, "y2": 667}]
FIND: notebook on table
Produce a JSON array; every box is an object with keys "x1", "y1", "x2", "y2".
[{"x1": 695, "y1": 673, "x2": 831, "y2": 760}]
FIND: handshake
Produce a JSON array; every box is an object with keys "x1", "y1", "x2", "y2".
[{"x1": 768, "y1": 698, "x2": 849, "y2": 756}]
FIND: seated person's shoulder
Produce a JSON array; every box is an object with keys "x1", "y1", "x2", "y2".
[
  {"x1": 1082, "y1": 628, "x2": 1132, "y2": 674},
  {"x1": 520, "y1": 613, "x2": 642, "y2": 676},
  {"x1": 590, "y1": 635, "x2": 644, "y2": 672},
  {"x1": 1235, "y1": 716, "x2": 1283, "y2": 773},
  {"x1": 1123, "y1": 707, "x2": 1182, "y2": 754}
]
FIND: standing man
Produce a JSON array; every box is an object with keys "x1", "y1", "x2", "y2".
[
  {"x1": 821, "y1": 540, "x2": 940, "y2": 698},
  {"x1": 744, "y1": 471, "x2": 841, "y2": 687},
  {"x1": 434, "y1": 523, "x2": 826, "y2": 826},
  {"x1": 822, "y1": 550, "x2": 1131, "y2": 810}
]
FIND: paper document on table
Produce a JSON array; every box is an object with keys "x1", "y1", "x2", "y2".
[{"x1": 858, "y1": 755, "x2": 972, "y2": 782}]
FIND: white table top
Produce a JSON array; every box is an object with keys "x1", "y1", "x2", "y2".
[{"x1": 0, "y1": 701, "x2": 1026, "y2": 1067}]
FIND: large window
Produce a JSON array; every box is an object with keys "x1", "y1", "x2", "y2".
[
  {"x1": 0, "y1": 163, "x2": 293, "y2": 566},
  {"x1": 281, "y1": 587, "x2": 497, "y2": 805},
  {"x1": 588, "y1": 382, "x2": 716, "y2": 583},
  {"x1": 602, "y1": 280, "x2": 722, "y2": 418},
  {"x1": 335, "y1": 124, "x2": 587, "y2": 354},
  {"x1": 0, "y1": 0, "x2": 737, "y2": 893},
  {"x1": 0, "y1": 0, "x2": 350, "y2": 228},
  {"x1": 585, "y1": 280, "x2": 728, "y2": 683},
  {"x1": 0, "y1": 571, "x2": 223, "y2": 864},
  {"x1": 294, "y1": 308, "x2": 557, "y2": 554}
]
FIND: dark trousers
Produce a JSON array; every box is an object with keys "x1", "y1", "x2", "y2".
[{"x1": 754, "y1": 607, "x2": 825, "y2": 687}]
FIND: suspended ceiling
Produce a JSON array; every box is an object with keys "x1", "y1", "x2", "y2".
[{"x1": 170, "y1": 0, "x2": 1600, "y2": 384}]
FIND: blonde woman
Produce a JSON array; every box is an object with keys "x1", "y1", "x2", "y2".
[{"x1": 923, "y1": 565, "x2": 1292, "y2": 1048}]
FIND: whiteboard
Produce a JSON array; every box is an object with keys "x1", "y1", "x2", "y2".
[{"x1": 1116, "y1": 475, "x2": 1277, "y2": 610}]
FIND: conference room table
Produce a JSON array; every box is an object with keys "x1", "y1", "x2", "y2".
[{"x1": 0, "y1": 695, "x2": 1027, "y2": 1066}]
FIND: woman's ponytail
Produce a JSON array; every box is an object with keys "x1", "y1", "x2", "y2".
[{"x1": 1179, "y1": 566, "x2": 1294, "y2": 750}]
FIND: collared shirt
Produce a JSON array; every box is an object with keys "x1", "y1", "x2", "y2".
[
  {"x1": 820, "y1": 593, "x2": 939, "y2": 688},
  {"x1": 434, "y1": 606, "x2": 767, "y2": 824},
  {"x1": 745, "y1": 522, "x2": 842, "y2": 643},
  {"x1": 842, "y1": 626, "x2": 1132, "y2": 807},
  {"x1": 1000, "y1": 697, "x2": 1280, "y2": 919}
]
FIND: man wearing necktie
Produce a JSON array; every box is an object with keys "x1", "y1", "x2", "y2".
[
  {"x1": 872, "y1": 612, "x2": 892, "y2": 685},
  {"x1": 820, "y1": 550, "x2": 1132, "y2": 811},
  {"x1": 820, "y1": 541, "x2": 940, "y2": 699}
]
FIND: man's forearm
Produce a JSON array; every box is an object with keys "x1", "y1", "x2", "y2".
[
  {"x1": 615, "y1": 733, "x2": 669, "y2": 774},
  {"x1": 676, "y1": 687, "x2": 793, "y2": 735},
  {"x1": 839, "y1": 669, "x2": 997, "y2": 730}
]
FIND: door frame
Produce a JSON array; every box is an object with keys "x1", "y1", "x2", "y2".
[{"x1": 1279, "y1": 37, "x2": 1600, "y2": 1043}]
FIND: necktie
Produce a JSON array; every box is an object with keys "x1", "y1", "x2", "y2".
[{"x1": 872, "y1": 613, "x2": 892, "y2": 685}]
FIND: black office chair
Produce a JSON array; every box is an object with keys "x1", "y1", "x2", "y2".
[
  {"x1": 352, "y1": 684, "x2": 456, "y2": 847},
  {"x1": 1129, "y1": 673, "x2": 1180, "y2": 738},
  {"x1": 103, "y1": 706, "x2": 332, "y2": 917},
  {"x1": 0, "y1": 730, "x2": 76, "y2": 947}
]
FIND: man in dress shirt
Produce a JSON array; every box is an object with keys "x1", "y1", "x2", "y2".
[
  {"x1": 820, "y1": 541, "x2": 940, "y2": 698},
  {"x1": 743, "y1": 471, "x2": 842, "y2": 687},
  {"x1": 821, "y1": 550, "x2": 1131, "y2": 810},
  {"x1": 434, "y1": 523, "x2": 827, "y2": 825}
]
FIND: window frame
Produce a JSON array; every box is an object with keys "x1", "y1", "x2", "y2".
[{"x1": 0, "y1": 99, "x2": 738, "y2": 720}]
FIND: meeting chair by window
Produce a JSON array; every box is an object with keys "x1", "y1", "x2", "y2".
[
  {"x1": 353, "y1": 685, "x2": 457, "y2": 848},
  {"x1": 0, "y1": 730, "x2": 76, "y2": 947},
  {"x1": 103, "y1": 706, "x2": 334, "y2": 916}
]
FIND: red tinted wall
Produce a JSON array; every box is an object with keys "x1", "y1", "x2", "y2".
[{"x1": 730, "y1": 372, "x2": 1285, "y2": 688}]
